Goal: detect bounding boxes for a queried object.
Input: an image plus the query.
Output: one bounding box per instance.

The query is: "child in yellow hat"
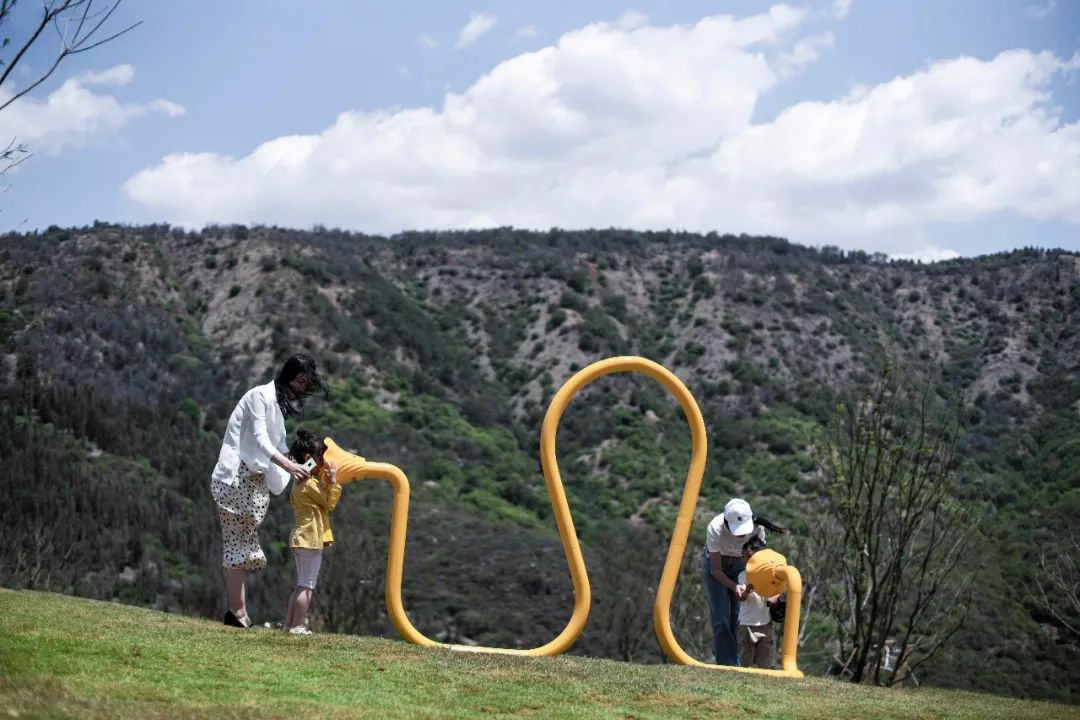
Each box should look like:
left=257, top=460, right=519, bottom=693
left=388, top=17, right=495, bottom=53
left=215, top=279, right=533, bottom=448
left=737, top=536, right=785, bottom=667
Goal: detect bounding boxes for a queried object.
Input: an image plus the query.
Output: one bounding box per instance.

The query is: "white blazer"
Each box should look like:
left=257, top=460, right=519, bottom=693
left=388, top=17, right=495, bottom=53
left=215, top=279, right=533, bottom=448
left=211, top=381, right=290, bottom=494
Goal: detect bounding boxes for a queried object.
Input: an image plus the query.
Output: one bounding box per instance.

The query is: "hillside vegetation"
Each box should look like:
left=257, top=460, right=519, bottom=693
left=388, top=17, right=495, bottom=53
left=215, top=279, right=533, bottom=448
left=2, top=590, right=1077, bottom=720
left=1, top=225, right=1077, bottom=702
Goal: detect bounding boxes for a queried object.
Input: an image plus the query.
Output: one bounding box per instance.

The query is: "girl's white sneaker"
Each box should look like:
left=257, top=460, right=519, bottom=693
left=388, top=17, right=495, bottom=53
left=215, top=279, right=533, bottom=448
left=288, top=626, right=313, bottom=635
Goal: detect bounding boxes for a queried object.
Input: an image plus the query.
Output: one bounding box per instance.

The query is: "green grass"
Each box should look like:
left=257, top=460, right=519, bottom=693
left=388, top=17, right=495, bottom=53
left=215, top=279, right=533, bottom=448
left=1, top=590, right=1074, bottom=720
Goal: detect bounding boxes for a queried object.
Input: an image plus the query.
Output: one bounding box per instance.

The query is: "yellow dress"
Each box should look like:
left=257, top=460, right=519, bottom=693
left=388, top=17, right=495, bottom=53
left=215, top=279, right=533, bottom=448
left=288, top=476, right=341, bottom=549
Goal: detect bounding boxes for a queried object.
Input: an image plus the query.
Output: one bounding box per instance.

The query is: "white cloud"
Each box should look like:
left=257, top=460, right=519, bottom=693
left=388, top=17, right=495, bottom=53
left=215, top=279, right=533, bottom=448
left=456, top=12, right=497, bottom=48
left=705, top=49, right=1080, bottom=239
left=616, top=10, right=649, bottom=31
left=79, top=64, right=135, bottom=86
left=832, top=0, right=853, bottom=19
left=890, top=245, right=961, bottom=263
left=148, top=99, right=186, bottom=117
left=777, top=31, right=834, bottom=78
left=419, top=34, right=438, bottom=49
left=124, top=10, right=1080, bottom=257
left=515, top=25, right=538, bottom=40
left=1026, top=0, right=1056, bottom=19
left=0, top=65, right=184, bottom=154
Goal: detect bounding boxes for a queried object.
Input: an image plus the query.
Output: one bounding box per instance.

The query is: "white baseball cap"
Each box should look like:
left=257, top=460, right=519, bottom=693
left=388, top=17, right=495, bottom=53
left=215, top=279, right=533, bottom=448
left=724, top=498, right=754, bottom=536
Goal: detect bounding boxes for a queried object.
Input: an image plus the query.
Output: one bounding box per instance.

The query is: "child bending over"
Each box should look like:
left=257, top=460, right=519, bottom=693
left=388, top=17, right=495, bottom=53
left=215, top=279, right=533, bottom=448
left=737, top=536, right=780, bottom=668
left=283, top=429, right=339, bottom=635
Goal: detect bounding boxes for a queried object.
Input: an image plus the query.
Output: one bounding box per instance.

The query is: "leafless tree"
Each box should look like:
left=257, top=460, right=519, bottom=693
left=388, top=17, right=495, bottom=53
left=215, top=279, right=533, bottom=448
left=1, top=136, right=28, bottom=173
left=315, top=531, right=388, bottom=635
left=667, top=541, right=716, bottom=662
left=586, top=524, right=665, bottom=663
left=802, top=371, right=980, bottom=685
left=0, top=515, right=74, bottom=590
left=0, top=1, right=140, bottom=225
left=1032, top=533, right=1080, bottom=638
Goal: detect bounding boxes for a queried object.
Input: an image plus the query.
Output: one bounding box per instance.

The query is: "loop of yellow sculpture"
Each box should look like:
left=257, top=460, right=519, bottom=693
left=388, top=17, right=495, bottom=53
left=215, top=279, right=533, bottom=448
left=338, top=355, right=802, bottom=675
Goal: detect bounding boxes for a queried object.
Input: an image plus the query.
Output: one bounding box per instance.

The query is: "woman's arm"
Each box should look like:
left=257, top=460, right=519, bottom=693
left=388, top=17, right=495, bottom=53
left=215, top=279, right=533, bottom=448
left=709, top=553, right=741, bottom=592
left=249, top=390, right=279, bottom=460
left=272, top=451, right=310, bottom=481
left=251, top=391, right=309, bottom=480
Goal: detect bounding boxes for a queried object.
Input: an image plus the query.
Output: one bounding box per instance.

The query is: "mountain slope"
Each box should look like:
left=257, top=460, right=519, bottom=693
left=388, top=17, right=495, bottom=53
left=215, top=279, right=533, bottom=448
left=1, top=224, right=1077, bottom=701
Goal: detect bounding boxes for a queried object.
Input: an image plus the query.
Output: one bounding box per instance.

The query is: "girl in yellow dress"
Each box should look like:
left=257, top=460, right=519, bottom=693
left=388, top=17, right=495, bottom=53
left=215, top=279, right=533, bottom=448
left=283, top=429, right=340, bottom=635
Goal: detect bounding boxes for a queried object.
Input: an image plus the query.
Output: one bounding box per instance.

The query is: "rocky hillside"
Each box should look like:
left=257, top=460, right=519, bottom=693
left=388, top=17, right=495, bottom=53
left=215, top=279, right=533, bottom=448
left=1, top=224, right=1077, bottom=701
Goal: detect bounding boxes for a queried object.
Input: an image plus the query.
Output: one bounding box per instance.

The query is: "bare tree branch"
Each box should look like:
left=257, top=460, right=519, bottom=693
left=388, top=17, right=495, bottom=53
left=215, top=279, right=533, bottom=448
left=0, top=0, right=141, bottom=113
left=0, top=3, right=52, bottom=90
left=801, top=368, right=981, bottom=685
left=0, top=0, right=139, bottom=214
left=67, top=19, right=139, bottom=55
left=1031, top=534, right=1080, bottom=636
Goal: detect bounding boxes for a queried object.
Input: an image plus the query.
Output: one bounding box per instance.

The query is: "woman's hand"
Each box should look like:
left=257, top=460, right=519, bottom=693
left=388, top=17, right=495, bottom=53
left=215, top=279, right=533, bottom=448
left=272, top=452, right=311, bottom=481
left=324, top=459, right=338, bottom=485
left=286, top=459, right=311, bottom=481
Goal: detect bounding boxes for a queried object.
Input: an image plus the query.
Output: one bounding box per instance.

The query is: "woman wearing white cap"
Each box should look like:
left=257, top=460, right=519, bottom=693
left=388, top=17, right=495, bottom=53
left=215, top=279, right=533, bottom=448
left=702, top=498, right=782, bottom=665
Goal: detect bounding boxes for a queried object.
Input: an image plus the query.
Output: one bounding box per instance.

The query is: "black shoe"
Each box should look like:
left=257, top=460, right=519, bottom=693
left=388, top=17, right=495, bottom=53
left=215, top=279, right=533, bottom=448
left=224, top=610, right=252, bottom=628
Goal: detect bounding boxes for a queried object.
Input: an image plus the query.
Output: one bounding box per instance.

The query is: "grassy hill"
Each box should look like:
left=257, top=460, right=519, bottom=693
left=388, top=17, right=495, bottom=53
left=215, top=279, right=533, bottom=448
left=1, top=589, right=1074, bottom=720
left=1, top=225, right=1077, bottom=700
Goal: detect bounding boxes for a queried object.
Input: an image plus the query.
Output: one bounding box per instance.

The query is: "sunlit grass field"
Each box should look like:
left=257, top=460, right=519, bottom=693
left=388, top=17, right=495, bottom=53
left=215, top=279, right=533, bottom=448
left=1, top=589, right=1075, bottom=719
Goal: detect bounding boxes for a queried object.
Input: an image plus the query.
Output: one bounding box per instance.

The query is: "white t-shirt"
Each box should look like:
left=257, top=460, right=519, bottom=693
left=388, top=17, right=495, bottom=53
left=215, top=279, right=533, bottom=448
left=738, top=570, right=771, bottom=626
left=705, top=513, right=765, bottom=557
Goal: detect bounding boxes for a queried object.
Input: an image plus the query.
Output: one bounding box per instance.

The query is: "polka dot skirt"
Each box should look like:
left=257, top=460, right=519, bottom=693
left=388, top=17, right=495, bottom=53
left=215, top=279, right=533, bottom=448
left=212, top=460, right=271, bottom=570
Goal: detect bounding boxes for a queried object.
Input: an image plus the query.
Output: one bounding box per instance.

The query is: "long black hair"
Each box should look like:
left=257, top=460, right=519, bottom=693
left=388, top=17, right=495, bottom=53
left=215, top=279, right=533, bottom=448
left=274, top=354, right=327, bottom=418
left=753, top=515, right=786, bottom=535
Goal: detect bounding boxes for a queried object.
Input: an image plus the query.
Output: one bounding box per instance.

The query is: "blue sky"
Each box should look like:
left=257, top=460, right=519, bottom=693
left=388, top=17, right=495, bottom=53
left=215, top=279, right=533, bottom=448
left=2, top=0, right=1078, bottom=259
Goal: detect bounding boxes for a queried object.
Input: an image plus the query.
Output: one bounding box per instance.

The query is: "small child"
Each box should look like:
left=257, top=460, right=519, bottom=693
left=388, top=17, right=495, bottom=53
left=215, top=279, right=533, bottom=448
left=736, top=536, right=776, bottom=668
left=283, top=429, right=340, bottom=635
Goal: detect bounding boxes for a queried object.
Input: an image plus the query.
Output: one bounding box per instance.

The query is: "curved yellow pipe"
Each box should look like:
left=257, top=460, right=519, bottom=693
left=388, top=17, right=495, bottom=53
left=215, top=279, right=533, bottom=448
left=348, top=355, right=803, bottom=675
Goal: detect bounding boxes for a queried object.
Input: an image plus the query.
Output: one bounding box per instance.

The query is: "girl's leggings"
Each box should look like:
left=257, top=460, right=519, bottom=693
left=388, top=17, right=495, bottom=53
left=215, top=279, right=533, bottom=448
left=293, top=547, right=323, bottom=589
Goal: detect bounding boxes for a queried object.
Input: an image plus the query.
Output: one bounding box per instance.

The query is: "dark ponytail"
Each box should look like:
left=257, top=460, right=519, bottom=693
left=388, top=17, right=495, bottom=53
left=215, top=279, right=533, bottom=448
left=288, top=428, right=325, bottom=463
left=753, top=515, right=786, bottom=534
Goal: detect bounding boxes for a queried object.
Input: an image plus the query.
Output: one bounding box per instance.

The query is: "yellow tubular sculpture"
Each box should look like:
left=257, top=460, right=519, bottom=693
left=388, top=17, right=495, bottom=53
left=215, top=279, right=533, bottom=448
left=329, top=436, right=590, bottom=655
left=334, top=355, right=802, bottom=674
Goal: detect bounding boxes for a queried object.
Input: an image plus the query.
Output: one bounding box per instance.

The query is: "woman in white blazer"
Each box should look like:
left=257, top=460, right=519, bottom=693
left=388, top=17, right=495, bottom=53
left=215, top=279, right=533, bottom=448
left=211, top=354, right=327, bottom=628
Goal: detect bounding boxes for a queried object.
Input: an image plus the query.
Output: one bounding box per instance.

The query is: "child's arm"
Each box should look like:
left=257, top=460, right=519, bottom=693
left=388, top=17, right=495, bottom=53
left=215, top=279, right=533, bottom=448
left=300, top=474, right=338, bottom=510
left=301, top=483, right=340, bottom=511
left=299, top=480, right=330, bottom=508
left=325, top=460, right=341, bottom=512
left=319, top=462, right=341, bottom=511
left=305, top=460, right=341, bottom=512
left=326, top=482, right=342, bottom=512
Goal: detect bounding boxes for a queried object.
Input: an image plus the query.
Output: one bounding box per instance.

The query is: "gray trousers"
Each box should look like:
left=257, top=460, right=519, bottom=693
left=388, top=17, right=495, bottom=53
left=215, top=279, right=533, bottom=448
left=738, top=623, right=776, bottom=669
